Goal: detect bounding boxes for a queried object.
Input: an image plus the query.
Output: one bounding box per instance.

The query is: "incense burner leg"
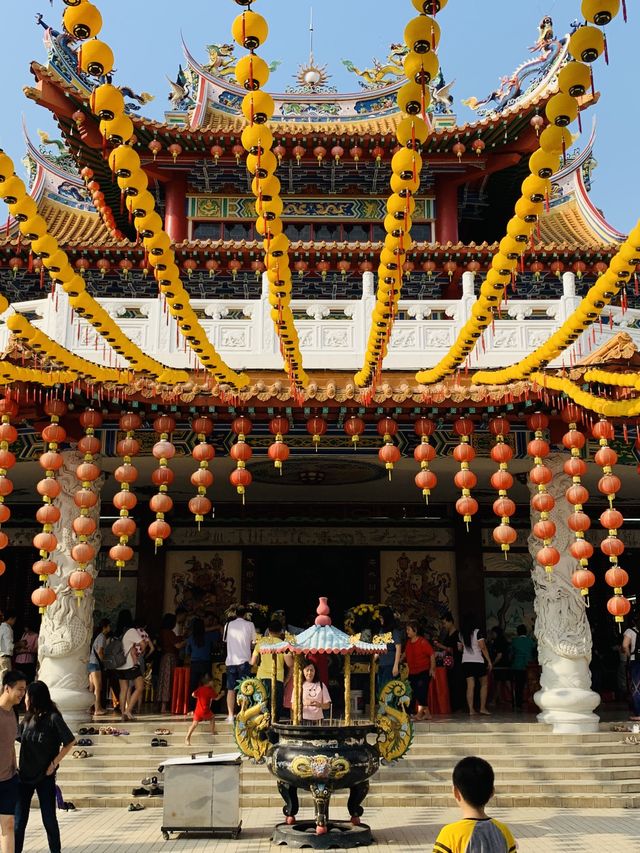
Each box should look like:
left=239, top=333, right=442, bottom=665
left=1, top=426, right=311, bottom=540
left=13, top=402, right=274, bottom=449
left=277, top=781, right=299, bottom=825
left=310, top=784, right=331, bottom=834
left=347, top=781, right=369, bottom=825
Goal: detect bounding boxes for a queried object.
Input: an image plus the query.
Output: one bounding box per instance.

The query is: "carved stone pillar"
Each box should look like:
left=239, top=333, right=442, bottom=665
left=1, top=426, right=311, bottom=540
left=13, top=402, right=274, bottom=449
left=527, top=453, right=600, bottom=733
left=38, top=450, right=103, bottom=720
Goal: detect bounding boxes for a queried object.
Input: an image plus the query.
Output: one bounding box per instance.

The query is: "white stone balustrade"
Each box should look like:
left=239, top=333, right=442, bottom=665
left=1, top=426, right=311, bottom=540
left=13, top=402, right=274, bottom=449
left=2, top=272, right=637, bottom=373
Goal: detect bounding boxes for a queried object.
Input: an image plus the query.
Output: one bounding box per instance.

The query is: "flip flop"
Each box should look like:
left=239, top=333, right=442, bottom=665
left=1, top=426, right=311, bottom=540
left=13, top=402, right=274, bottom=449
left=131, top=787, right=149, bottom=797
left=128, top=803, right=145, bottom=811
left=77, top=738, right=93, bottom=747
left=151, top=738, right=168, bottom=747
left=141, top=776, right=158, bottom=787
left=154, top=728, right=171, bottom=736
left=78, top=728, right=89, bottom=736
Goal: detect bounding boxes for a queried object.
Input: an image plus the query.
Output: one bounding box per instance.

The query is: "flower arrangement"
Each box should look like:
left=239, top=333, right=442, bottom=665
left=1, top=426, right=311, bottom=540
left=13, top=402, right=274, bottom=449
left=344, top=603, right=387, bottom=635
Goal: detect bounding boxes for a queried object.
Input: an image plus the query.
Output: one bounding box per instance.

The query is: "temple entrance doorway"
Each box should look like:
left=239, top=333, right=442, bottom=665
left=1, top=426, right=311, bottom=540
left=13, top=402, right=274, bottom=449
left=246, top=547, right=377, bottom=630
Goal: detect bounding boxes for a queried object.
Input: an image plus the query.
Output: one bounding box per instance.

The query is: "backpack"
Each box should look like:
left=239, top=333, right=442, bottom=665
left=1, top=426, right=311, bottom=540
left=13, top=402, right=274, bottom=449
left=103, top=636, right=126, bottom=670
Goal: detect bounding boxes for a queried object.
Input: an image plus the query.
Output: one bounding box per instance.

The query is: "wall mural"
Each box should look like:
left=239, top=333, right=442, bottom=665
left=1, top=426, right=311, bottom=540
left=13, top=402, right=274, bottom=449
left=484, top=575, right=535, bottom=637
left=163, top=550, right=241, bottom=620
left=93, top=575, right=137, bottom=627
left=380, top=550, right=457, bottom=637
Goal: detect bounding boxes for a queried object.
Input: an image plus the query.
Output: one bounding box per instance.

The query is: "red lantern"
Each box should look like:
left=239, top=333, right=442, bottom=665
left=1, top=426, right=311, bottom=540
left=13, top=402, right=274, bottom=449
left=493, top=524, right=517, bottom=551
left=570, top=540, right=594, bottom=562
left=306, top=416, right=327, bottom=451
left=415, top=469, right=437, bottom=502
left=601, top=536, right=624, bottom=558
left=563, top=457, right=587, bottom=478
left=148, top=519, right=171, bottom=548
left=414, top=417, right=436, bottom=438
left=32, top=586, right=56, bottom=613
left=69, top=570, right=93, bottom=597
left=493, top=497, right=516, bottom=518
left=377, top=417, right=398, bottom=440
left=344, top=416, right=365, bottom=446
left=230, top=442, right=253, bottom=463
left=112, top=517, right=136, bottom=539
left=598, top=474, right=621, bottom=498
left=414, top=443, right=436, bottom=465
left=33, top=532, right=57, bottom=555
left=71, top=542, right=95, bottom=565
left=189, top=495, right=212, bottom=526
left=533, top=520, right=556, bottom=540
left=607, top=595, right=631, bottom=623
left=568, top=511, right=590, bottom=533
left=454, top=469, right=477, bottom=490
left=600, top=508, right=623, bottom=530
left=453, top=418, right=476, bottom=528
left=32, top=559, right=57, bottom=580
left=605, top=567, right=630, bottom=588
left=191, top=468, right=214, bottom=489
left=232, top=416, right=252, bottom=437
left=536, top=546, right=560, bottom=571
left=154, top=414, right=176, bottom=435
left=491, top=470, right=513, bottom=491
left=149, top=493, right=173, bottom=515
left=571, top=569, right=596, bottom=598
left=268, top=439, right=290, bottom=472
left=379, top=443, right=401, bottom=478
left=74, top=489, right=98, bottom=509
left=230, top=467, right=252, bottom=502
left=110, top=544, right=134, bottom=567
left=113, top=491, right=137, bottom=511
left=35, top=505, right=60, bottom=526
left=456, top=496, right=478, bottom=525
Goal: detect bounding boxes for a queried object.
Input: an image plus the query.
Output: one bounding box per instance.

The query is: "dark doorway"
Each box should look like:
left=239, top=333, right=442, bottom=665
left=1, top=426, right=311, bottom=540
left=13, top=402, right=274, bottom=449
left=246, top=548, right=375, bottom=631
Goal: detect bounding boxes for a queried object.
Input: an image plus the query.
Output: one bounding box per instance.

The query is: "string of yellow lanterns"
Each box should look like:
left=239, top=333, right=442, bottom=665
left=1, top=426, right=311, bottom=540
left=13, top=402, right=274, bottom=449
left=529, top=372, right=640, bottom=418
left=473, top=220, right=640, bottom=386
left=232, top=1, right=308, bottom=390
left=5, top=313, right=120, bottom=385
left=355, top=0, right=446, bottom=390
left=0, top=149, right=185, bottom=384
left=416, top=4, right=622, bottom=386
left=62, top=0, right=249, bottom=391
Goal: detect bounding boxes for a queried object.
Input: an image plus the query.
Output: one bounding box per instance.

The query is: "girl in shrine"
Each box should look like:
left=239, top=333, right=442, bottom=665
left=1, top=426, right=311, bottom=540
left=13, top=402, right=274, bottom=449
left=301, top=660, right=331, bottom=723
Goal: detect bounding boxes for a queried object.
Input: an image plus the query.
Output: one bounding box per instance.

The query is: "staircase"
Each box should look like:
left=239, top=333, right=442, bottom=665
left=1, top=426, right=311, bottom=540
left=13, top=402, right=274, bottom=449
left=53, top=715, right=640, bottom=810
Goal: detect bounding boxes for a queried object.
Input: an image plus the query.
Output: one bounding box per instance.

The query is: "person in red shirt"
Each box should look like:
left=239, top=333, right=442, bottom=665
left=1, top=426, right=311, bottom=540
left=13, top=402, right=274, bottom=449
left=402, top=621, right=436, bottom=721
left=185, top=673, right=218, bottom=746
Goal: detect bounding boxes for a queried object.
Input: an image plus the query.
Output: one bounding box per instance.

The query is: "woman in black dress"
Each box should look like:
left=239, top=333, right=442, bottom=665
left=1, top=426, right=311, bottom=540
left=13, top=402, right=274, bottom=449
left=15, top=682, right=75, bottom=853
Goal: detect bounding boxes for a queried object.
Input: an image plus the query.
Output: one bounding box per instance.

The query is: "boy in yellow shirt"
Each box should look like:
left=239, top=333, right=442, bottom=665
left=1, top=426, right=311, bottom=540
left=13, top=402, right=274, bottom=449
left=433, top=756, right=517, bottom=853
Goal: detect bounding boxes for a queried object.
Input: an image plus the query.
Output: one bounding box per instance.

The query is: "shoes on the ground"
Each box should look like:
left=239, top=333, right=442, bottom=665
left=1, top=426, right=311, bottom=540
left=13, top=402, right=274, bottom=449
left=131, top=787, right=149, bottom=797
left=128, top=803, right=144, bottom=811
left=151, top=737, right=168, bottom=747
left=225, top=716, right=234, bottom=723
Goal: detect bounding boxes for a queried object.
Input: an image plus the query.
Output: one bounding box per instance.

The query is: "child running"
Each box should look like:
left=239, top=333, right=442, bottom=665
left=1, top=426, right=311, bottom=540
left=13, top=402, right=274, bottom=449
left=433, top=756, right=517, bottom=853
left=185, top=673, right=218, bottom=746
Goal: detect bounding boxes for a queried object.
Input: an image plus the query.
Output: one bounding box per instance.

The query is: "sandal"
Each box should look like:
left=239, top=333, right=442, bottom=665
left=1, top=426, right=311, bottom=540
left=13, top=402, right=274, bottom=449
left=623, top=735, right=640, bottom=744
left=151, top=737, right=168, bottom=747
left=128, top=803, right=145, bottom=811
left=132, top=787, right=149, bottom=797
left=77, top=738, right=93, bottom=747
left=141, top=776, right=158, bottom=787
left=73, top=750, right=92, bottom=759
left=154, top=728, right=171, bottom=736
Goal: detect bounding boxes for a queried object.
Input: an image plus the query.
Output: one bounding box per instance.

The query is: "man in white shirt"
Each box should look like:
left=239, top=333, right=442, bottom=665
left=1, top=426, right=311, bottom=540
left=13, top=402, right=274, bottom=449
left=0, top=615, right=17, bottom=681
left=224, top=607, right=256, bottom=722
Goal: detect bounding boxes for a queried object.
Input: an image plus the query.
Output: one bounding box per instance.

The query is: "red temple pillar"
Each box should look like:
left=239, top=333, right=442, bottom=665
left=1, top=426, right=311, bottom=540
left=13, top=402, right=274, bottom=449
left=164, top=175, right=188, bottom=243
left=435, top=176, right=459, bottom=245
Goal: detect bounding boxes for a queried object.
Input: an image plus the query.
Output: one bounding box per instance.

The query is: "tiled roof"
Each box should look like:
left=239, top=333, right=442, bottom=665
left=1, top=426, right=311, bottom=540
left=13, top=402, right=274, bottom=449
left=269, top=624, right=386, bottom=655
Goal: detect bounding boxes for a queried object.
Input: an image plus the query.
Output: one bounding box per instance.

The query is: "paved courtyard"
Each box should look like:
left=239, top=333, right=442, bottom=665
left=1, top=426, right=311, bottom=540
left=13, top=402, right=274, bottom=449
left=18, top=805, right=640, bottom=852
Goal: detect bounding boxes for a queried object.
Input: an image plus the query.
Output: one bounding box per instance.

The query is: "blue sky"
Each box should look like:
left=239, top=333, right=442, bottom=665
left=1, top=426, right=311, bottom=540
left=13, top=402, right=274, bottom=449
left=2, top=1, right=638, bottom=232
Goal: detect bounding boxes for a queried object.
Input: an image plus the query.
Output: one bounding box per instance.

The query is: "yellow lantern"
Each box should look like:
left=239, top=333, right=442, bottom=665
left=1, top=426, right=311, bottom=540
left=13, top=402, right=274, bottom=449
left=126, top=190, right=155, bottom=218
left=20, top=215, right=48, bottom=240
left=390, top=172, right=420, bottom=195
left=539, top=125, right=573, bottom=155
left=31, top=235, right=59, bottom=258
left=521, top=174, right=550, bottom=203
left=251, top=174, right=281, bottom=199
left=63, top=2, right=102, bottom=39
left=255, top=216, right=283, bottom=237
left=231, top=10, right=269, bottom=50
left=79, top=39, right=114, bottom=77
left=134, top=211, right=163, bottom=239
left=514, top=197, right=543, bottom=222
left=144, top=232, right=172, bottom=256
left=118, top=169, right=149, bottom=197
left=557, top=61, right=592, bottom=97
left=404, top=15, right=441, bottom=53
left=0, top=152, right=14, bottom=182
left=545, top=93, right=579, bottom=128
left=391, top=147, right=423, bottom=179
left=387, top=194, right=416, bottom=219
left=396, top=116, right=429, bottom=151
left=581, top=0, right=620, bottom=24
left=568, top=25, right=605, bottom=63
left=263, top=233, right=290, bottom=256
left=412, top=0, right=448, bottom=11
left=499, top=236, right=523, bottom=260
left=91, top=83, right=125, bottom=121
left=241, top=124, right=274, bottom=155
left=385, top=234, right=414, bottom=254
left=492, top=253, right=517, bottom=274
left=398, top=82, right=430, bottom=116
left=529, top=149, right=561, bottom=179
left=99, top=115, right=134, bottom=146
left=234, top=54, right=270, bottom=91
left=241, top=90, right=274, bottom=124
left=8, top=195, right=37, bottom=222
left=108, top=145, right=140, bottom=178
left=506, top=216, right=532, bottom=243
left=0, top=177, right=26, bottom=205
left=384, top=214, right=413, bottom=236
left=403, top=50, right=439, bottom=84
left=246, top=150, right=277, bottom=178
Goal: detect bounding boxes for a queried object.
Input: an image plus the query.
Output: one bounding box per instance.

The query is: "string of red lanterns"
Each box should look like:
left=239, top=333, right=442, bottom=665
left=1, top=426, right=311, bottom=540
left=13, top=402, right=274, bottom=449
left=377, top=416, right=401, bottom=480
left=489, top=417, right=517, bottom=557
left=110, top=412, right=140, bottom=577
left=148, top=415, right=175, bottom=551
left=592, top=418, right=631, bottom=625
left=528, top=413, right=560, bottom=574
left=562, top=405, right=596, bottom=603
left=32, top=399, right=67, bottom=613
left=69, top=410, right=102, bottom=599
left=414, top=416, right=437, bottom=504
left=453, top=418, right=478, bottom=529
left=268, top=416, right=290, bottom=474
left=229, top=416, right=253, bottom=504
left=190, top=416, right=214, bottom=528
left=0, top=399, right=18, bottom=577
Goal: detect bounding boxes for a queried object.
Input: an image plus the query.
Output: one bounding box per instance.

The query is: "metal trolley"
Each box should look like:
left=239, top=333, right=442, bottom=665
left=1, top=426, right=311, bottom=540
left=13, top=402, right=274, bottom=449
left=158, top=752, right=242, bottom=841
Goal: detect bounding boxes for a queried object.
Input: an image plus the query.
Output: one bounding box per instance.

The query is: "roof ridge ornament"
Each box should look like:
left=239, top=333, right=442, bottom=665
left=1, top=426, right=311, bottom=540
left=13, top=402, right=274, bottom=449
left=315, top=596, right=332, bottom=626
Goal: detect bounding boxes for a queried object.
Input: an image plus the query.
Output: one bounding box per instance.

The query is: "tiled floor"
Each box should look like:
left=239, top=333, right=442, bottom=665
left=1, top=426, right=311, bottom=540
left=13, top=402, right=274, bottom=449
left=18, top=805, right=640, bottom=852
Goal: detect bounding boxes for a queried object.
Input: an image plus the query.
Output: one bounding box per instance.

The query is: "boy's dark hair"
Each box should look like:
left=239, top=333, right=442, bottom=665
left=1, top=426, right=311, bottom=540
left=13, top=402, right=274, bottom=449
left=452, top=756, right=495, bottom=808
left=517, top=624, right=527, bottom=636
left=268, top=619, right=283, bottom=635
left=3, top=611, right=16, bottom=622
left=235, top=606, right=246, bottom=618
left=3, top=669, right=26, bottom=689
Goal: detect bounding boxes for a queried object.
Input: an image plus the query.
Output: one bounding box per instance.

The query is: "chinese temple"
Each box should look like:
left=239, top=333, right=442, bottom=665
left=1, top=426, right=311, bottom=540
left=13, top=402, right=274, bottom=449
left=0, top=0, right=636, bottom=735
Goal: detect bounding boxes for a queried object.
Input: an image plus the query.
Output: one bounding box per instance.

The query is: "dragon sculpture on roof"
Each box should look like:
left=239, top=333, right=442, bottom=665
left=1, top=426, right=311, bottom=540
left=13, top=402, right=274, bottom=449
left=462, top=16, right=566, bottom=116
